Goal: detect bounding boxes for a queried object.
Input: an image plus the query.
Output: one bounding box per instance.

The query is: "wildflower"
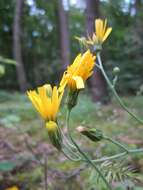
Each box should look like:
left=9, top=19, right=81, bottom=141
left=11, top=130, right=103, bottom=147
left=87, top=19, right=112, bottom=48
left=60, top=50, right=96, bottom=91
left=27, top=84, right=63, bottom=150
left=27, top=84, right=63, bottom=121
left=59, top=50, right=95, bottom=109
left=6, top=186, right=19, bottom=190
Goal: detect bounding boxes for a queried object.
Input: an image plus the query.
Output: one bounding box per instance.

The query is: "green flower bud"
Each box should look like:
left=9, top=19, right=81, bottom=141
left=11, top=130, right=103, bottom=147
left=93, top=44, right=102, bottom=53
left=77, top=126, right=103, bottom=142
left=46, top=121, right=62, bottom=150
left=0, top=65, right=5, bottom=77
left=113, top=67, right=120, bottom=75
left=67, top=90, right=79, bottom=110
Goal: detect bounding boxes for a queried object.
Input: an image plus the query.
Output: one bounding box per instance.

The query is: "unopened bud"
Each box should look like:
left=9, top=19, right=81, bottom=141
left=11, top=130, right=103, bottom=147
left=113, top=67, right=120, bottom=75
left=0, top=65, right=5, bottom=77
left=46, top=121, right=62, bottom=150
left=76, top=126, right=86, bottom=133
left=77, top=126, right=103, bottom=142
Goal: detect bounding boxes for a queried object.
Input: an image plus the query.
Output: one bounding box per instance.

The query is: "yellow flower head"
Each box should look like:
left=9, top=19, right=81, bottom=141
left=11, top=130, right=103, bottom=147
left=60, top=50, right=96, bottom=91
left=27, top=84, right=63, bottom=121
left=6, top=186, right=19, bottom=190
left=87, top=19, right=112, bottom=45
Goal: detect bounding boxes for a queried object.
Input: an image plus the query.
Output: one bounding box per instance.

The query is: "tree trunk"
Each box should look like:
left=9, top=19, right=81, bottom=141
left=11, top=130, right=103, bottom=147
left=134, top=0, right=142, bottom=13
left=13, top=0, right=28, bottom=92
left=57, top=0, right=70, bottom=71
left=86, top=0, right=108, bottom=103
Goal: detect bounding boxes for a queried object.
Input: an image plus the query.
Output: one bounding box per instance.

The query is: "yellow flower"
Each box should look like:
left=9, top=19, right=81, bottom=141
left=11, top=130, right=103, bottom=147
left=27, top=84, right=63, bottom=121
left=87, top=19, right=112, bottom=45
left=6, top=186, right=19, bottom=190
left=60, top=50, right=96, bottom=91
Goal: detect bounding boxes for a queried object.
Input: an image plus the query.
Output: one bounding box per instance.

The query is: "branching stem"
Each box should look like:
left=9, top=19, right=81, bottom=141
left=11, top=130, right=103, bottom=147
left=66, top=109, right=113, bottom=190
left=104, top=136, right=129, bottom=153
left=92, top=148, right=143, bottom=163
left=97, top=53, right=143, bottom=125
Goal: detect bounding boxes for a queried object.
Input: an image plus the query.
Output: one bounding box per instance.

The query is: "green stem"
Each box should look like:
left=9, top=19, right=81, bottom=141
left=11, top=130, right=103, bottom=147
left=60, top=127, right=81, bottom=160
left=67, top=110, right=112, bottom=190
left=61, top=149, right=80, bottom=161
left=104, top=136, right=129, bottom=153
left=44, top=156, right=48, bottom=190
left=97, top=53, right=143, bottom=125
left=92, top=148, right=143, bottom=164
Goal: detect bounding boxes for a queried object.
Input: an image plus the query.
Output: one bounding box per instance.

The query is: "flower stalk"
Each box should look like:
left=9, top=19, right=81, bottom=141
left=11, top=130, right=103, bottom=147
left=66, top=109, right=113, bottom=190
left=44, top=155, right=48, bottom=190
left=97, top=53, right=143, bottom=125
left=92, top=148, right=143, bottom=164
left=103, top=136, right=129, bottom=153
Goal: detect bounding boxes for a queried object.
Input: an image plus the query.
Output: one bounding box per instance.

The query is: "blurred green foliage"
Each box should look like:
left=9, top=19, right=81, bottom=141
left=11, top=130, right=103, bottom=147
left=0, top=91, right=143, bottom=189
left=0, top=0, right=143, bottom=93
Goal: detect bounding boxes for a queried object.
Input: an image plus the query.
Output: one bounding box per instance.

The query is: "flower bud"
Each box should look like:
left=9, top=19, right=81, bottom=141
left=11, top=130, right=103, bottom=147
left=113, top=67, right=120, bottom=75
left=77, top=126, right=103, bottom=142
left=0, top=65, right=5, bottom=77
left=93, top=44, right=102, bottom=53
left=67, top=90, right=79, bottom=110
left=46, top=121, right=62, bottom=150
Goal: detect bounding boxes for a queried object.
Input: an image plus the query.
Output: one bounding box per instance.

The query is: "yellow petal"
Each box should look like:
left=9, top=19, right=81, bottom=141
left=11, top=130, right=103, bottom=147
left=96, top=19, right=103, bottom=41
left=27, top=91, right=43, bottom=116
left=44, top=84, right=52, bottom=97
left=59, top=72, right=68, bottom=92
left=102, top=27, right=112, bottom=42
left=73, top=76, right=84, bottom=89
left=102, top=19, right=107, bottom=36
left=52, top=86, right=58, bottom=120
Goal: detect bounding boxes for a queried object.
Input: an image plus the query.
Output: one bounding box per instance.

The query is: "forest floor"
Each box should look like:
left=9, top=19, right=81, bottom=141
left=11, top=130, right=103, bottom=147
left=0, top=91, right=143, bottom=190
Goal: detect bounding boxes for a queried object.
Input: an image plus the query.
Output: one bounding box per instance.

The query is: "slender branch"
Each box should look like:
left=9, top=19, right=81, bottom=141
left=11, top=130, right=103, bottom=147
left=44, top=155, right=48, bottom=190
left=16, top=126, right=43, bottom=166
left=61, top=148, right=81, bottom=161
left=113, top=75, right=118, bottom=87
left=66, top=109, right=112, bottom=190
left=60, top=126, right=82, bottom=160
left=24, top=138, right=43, bottom=166
left=104, top=136, right=129, bottom=153
left=92, top=148, right=143, bottom=164
left=97, top=53, right=143, bottom=125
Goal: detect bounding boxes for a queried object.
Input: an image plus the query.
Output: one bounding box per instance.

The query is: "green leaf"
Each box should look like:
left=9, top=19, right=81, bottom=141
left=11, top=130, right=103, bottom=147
left=0, top=56, right=16, bottom=65
left=0, top=161, right=17, bottom=172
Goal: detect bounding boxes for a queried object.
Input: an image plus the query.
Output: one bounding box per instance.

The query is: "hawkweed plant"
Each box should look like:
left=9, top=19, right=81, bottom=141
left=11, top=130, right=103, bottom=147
left=27, top=19, right=143, bottom=190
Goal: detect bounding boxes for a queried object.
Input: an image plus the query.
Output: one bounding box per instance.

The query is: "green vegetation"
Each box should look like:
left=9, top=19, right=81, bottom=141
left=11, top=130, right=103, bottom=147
left=0, top=0, right=143, bottom=94
left=0, top=91, right=143, bottom=189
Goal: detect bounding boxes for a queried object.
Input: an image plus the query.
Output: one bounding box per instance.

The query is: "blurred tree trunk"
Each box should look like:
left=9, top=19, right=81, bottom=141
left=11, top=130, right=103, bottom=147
left=57, top=0, right=70, bottom=71
left=13, top=0, right=28, bottom=92
left=134, top=0, right=142, bottom=13
left=86, top=0, right=108, bottom=103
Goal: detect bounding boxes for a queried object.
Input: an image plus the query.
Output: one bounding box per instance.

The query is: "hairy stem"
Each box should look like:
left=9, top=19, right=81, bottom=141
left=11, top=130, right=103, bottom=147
left=97, top=53, right=143, bottom=125
left=92, top=148, right=143, bottom=163
left=104, top=136, right=129, bottom=153
left=44, top=156, right=48, bottom=190
left=66, top=109, right=113, bottom=190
